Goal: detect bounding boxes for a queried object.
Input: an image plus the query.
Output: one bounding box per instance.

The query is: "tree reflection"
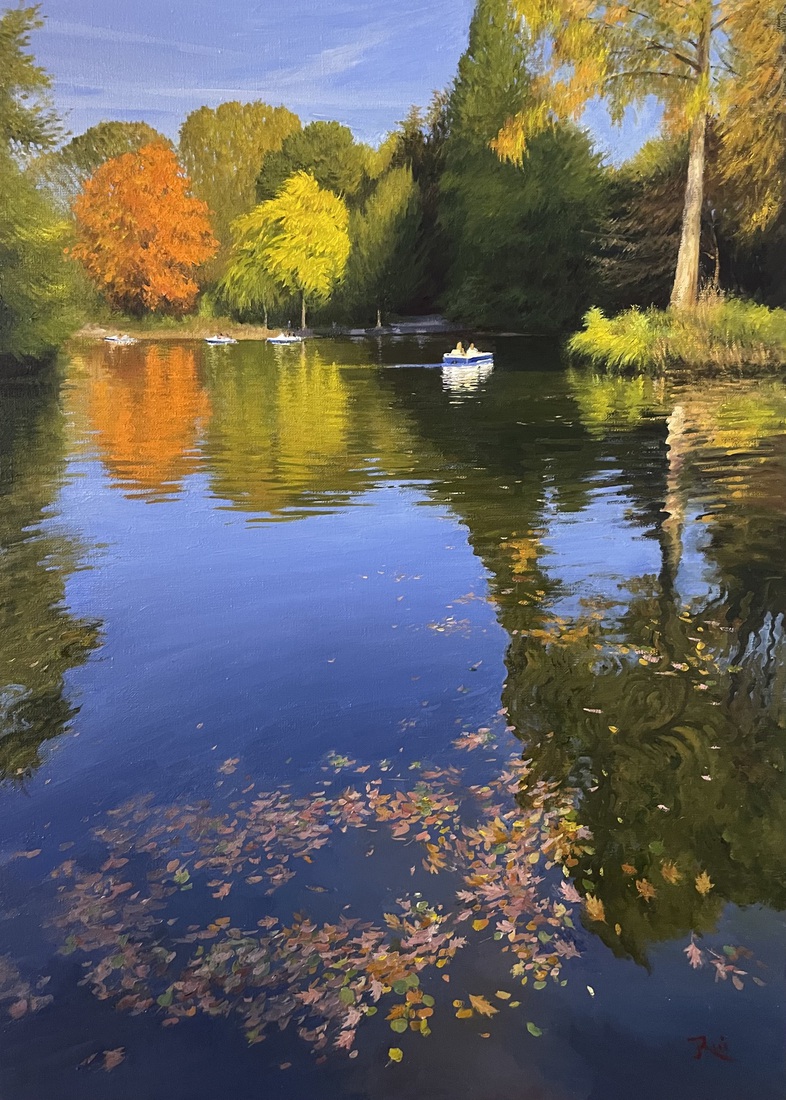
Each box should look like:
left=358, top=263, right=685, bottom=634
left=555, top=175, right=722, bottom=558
left=388, top=364, right=786, bottom=965
left=78, top=342, right=211, bottom=500
left=0, top=379, right=100, bottom=778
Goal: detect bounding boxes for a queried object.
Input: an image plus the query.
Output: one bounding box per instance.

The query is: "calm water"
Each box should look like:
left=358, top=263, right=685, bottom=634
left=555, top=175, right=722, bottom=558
left=0, top=337, right=784, bottom=1099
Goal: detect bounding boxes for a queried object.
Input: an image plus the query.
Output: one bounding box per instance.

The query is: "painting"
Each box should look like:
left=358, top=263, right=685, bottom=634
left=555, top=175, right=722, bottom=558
left=0, top=2, right=785, bottom=1098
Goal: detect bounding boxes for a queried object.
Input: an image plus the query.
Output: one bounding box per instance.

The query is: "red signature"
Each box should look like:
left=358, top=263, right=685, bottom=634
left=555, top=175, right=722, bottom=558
left=687, top=1035, right=733, bottom=1062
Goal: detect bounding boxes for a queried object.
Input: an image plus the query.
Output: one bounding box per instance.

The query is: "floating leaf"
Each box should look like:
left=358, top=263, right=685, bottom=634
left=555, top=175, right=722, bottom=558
left=388, top=1047, right=403, bottom=1063
left=472, top=918, right=489, bottom=932
left=660, top=861, right=682, bottom=885
left=695, top=871, right=714, bottom=896
left=456, top=1008, right=474, bottom=1019
left=584, top=895, right=606, bottom=923
left=526, top=1021, right=542, bottom=1037
left=495, top=990, right=511, bottom=1000
left=469, top=994, right=498, bottom=1017
left=635, top=879, right=657, bottom=902
left=389, top=1018, right=407, bottom=1033
left=339, top=987, right=355, bottom=1006
left=103, top=1048, right=125, bottom=1072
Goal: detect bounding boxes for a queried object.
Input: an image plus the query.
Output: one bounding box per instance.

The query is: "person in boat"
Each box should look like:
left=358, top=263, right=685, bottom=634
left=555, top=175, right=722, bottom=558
left=467, top=342, right=479, bottom=357
left=450, top=341, right=466, bottom=357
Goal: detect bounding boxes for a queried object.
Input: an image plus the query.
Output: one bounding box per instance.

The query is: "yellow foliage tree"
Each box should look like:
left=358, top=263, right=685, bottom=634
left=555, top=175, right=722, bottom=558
left=495, top=1, right=786, bottom=310
left=222, top=171, right=350, bottom=329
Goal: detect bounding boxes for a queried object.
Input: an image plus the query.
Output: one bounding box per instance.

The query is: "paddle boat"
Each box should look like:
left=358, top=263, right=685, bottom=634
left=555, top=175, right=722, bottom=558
left=442, top=341, right=493, bottom=365
left=267, top=332, right=304, bottom=345
left=104, top=334, right=137, bottom=346
left=204, top=335, right=237, bottom=345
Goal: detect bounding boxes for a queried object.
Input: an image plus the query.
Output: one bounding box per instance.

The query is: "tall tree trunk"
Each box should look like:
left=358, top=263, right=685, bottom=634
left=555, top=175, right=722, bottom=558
left=263, top=304, right=269, bottom=330
left=301, top=293, right=306, bottom=331
left=669, top=9, right=712, bottom=310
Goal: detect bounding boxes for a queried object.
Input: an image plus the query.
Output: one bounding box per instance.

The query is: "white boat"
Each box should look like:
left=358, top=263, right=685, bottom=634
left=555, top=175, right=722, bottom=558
left=204, top=335, right=237, bottom=345
left=443, top=351, right=493, bottom=365
left=267, top=333, right=303, bottom=345
left=105, top=334, right=137, bottom=346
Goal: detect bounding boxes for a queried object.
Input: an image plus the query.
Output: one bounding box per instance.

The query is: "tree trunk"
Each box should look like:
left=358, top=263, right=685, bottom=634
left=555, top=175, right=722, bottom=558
left=263, top=304, right=269, bottom=330
left=375, top=308, right=382, bottom=329
left=301, top=293, right=306, bottom=331
left=669, top=10, right=712, bottom=311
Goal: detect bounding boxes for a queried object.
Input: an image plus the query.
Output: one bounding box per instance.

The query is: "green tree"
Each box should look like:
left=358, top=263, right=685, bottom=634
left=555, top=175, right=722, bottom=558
left=497, top=0, right=785, bottom=310
left=341, top=166, right=423, bottom=326
left=256, top=121, right=371, bottom=205
left=32, top=121, right=168, bottom=211
left=222, top=171, right=350, bottom=330
left=439, top=0, right=606, bottom=331
left=179, top=101, right=300, bottom=256
left=0, top=153, right=77, bottom=368
left=0, top=5, right=61, bottom=156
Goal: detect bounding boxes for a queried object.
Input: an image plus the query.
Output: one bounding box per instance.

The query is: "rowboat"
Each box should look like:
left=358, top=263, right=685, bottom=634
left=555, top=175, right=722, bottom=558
left=204, top=335, right=237, bottom=345
left=104, top=334, right=137, bottom=346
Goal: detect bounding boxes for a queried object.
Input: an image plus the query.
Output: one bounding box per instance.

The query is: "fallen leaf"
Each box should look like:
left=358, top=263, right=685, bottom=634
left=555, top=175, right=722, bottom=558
left=472, top=918, right=489, bottom=932
left=469, top=994, right=498, bottom=1017
left=635, top=878, right=657, bottom=902
left=660, top=861, right=682, bottom=884
left=695, top=871, right=714, bottom=896
left=495, top=990, right=511, bottom=1000
left=584, top=895, right=606, bottom=923
left=527, top=1021, right=543, bottom=1037
left=103, top=1048, right=125, bottom=1072
left=388, top=1047, right=403, bottom=1063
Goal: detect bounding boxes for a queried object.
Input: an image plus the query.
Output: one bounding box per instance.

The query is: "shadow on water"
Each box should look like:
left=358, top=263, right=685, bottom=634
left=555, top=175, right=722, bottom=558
left=0, top=375, right=100, bottom=779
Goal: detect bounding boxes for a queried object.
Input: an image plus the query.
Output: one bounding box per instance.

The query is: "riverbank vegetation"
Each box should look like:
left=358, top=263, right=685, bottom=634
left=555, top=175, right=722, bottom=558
left=4, top=1, right=786, bottom=372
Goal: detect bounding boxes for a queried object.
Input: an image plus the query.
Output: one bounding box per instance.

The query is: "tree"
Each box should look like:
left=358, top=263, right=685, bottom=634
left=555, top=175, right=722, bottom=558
left=496, top=0, right=783, bottom=310
left=71, top=143, right=219, bottom=315
left=222, top=172, right=350, bottom=330
left=179, top=102, right=300, bottom=254
left=0, top=152, right=77, bottom=368
left=0, top=5, right=61, bottom=156
left=0, top=6, right=75, bottom=368
left=256, top=121, right=371, bottom=205
left=341, top=166, right=423, bottom=326
left=32, top=121, right=169, bottom=211
left=439, top=0, right=606, bottom=331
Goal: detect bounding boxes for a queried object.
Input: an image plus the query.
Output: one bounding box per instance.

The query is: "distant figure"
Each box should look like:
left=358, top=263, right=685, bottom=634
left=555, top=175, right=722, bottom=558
left=451, top=341, right=466, bottom=357
left=467, top=342, right=479, bottom=356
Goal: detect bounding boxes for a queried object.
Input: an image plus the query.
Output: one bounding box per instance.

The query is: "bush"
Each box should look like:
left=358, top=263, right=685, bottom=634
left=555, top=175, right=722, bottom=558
left=569, top=291, right=786, bottom=373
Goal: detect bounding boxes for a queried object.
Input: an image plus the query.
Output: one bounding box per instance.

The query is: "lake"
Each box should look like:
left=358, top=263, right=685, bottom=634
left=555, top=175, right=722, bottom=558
left=0, top=336, right=784, bottom=1099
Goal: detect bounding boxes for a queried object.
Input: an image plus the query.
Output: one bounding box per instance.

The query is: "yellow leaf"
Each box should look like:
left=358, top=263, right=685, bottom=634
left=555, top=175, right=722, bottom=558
left=584, top=895, right=606, bottom=923
left=469, top=994, right=499, bottom=1017
left=495, top=990, right=511, bottom=1000
left=472, top=918, right=489, bottom=932
left=456, top=1008, right=474, bottom=1019
left=660, top=860, right=682, bottom=885
left=695, top=870, right=714, bottom=896
left=388, top=1047, right=403, bottom=1063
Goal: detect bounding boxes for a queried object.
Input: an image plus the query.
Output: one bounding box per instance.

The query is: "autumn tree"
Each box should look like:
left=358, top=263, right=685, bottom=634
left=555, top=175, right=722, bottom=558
left=33, top=121, right=169, bottom=211
left=222, top=171, right=350, bottom=330
left=496, top=0, right=786, bottom=310
left=179, top=101, right=300, bottom=255
left=71, top=143, right=218, bottom=315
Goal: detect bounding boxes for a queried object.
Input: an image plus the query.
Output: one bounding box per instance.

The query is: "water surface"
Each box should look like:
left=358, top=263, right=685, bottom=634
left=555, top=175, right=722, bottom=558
left=0, top=337, right=783, bottom=1099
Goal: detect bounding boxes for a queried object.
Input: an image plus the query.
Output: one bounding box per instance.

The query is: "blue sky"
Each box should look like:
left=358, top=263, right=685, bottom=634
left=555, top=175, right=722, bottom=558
left=32, top=0, right=659, bottom=161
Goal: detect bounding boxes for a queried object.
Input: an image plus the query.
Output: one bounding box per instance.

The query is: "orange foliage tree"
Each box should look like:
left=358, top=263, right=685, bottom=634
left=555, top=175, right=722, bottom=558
left=71, top=142, right=218, bottom=314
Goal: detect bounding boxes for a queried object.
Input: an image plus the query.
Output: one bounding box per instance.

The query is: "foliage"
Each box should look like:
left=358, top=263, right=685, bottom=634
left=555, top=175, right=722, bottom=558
left=256, top=121, right=371, bottom=205
left=222, top=172, right=350, bottom=329
left=32, top=121, right=169, bottom=211
left=495, top=1, right=786, bottom=309
left=340, top=166, right=423, bottom=324
left=0, top=5, right=61, bottom=156
left=179, top=101, right=300, bottom=254
left=569, top=293, right=786, bottom=372
left=439, top=0, right=606, bottom=331
left=71, top=143, right=219, bottom=315
left=48, top=746, right=588, bottom=1058
left=0, top=151, right=79, bottom=367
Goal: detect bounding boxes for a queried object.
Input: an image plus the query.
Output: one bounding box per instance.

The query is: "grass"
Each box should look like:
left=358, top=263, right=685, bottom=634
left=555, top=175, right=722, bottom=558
left=568, top=291, right=786, bottom=373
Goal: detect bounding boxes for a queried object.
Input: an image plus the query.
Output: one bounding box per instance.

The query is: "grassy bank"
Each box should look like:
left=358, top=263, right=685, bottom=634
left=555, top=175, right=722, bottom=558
left=76, top=318, right=274, bottom=342
left=568, top=293, right=786, bottom=373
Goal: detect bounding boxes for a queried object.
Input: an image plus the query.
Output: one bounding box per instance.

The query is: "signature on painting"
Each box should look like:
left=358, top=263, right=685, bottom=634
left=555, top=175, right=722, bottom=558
left=687, top=1035, right=733, bottom=1062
